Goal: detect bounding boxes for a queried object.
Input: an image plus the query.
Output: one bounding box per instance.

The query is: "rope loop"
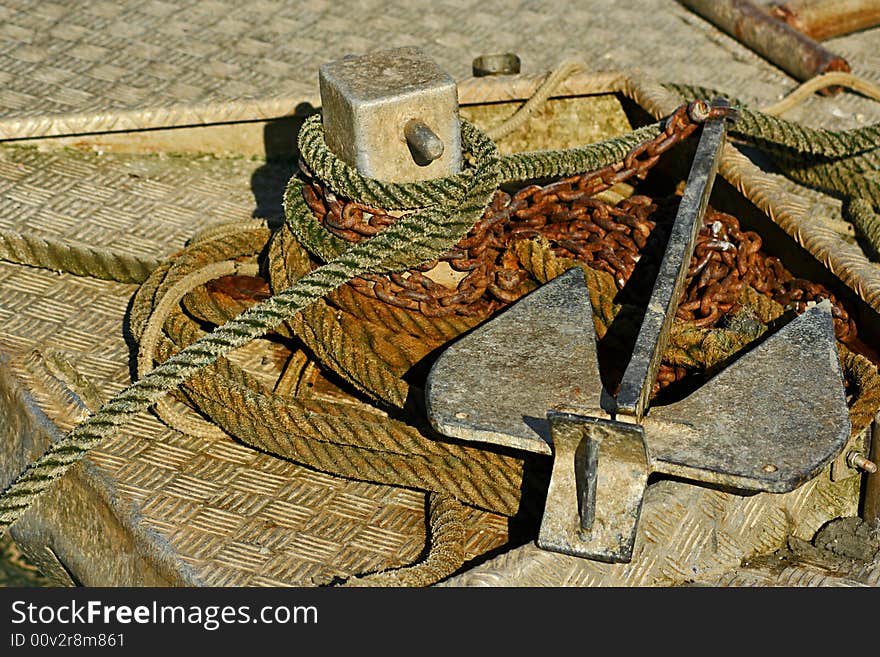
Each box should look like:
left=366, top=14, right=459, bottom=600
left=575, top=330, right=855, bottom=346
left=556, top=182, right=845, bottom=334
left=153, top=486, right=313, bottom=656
left=288, top=117, right=503, bottom=275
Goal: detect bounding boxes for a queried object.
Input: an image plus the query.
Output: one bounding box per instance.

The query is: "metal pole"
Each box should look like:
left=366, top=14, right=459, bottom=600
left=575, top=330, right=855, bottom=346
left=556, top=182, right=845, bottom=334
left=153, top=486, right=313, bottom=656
left=679, top=0, right=850, bottom=93
left=864, top=414, right=880, bottom=527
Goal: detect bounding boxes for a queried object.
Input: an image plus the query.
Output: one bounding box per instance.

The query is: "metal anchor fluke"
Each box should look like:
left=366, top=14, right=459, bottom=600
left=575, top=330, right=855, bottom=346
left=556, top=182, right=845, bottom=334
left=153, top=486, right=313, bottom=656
left=425, top=99, right=851, bottom=562
left=424, top=267, right=606, bottom=456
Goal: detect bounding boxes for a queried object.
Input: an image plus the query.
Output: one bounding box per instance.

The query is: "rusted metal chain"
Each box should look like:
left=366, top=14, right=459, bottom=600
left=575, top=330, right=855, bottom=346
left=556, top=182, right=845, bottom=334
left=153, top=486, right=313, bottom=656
left=1, top=95, right=875, bottom=588
left=312, top=102, right=703, bottom=318
left=309, top=127, right=859, bottom=352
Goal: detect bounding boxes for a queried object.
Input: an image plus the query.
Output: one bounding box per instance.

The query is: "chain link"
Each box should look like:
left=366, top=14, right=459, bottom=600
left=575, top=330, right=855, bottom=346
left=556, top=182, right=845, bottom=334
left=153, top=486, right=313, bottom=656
left=301, top=103, right=858, bottom=393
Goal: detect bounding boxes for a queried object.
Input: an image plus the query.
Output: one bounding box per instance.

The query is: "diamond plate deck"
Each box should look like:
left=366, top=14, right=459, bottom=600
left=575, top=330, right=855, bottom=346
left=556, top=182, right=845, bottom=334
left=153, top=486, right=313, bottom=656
left=0, top=145, right=510, bottom=586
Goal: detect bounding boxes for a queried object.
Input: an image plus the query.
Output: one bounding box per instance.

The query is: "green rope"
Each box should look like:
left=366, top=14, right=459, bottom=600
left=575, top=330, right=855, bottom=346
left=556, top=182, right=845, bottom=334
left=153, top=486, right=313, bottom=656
left=774, top=154, right=880, bottom=206
left=664, top=82, right=880, bottom=256
left=0, top=229, right=161, bottom=284
left=831, top=147, right=880, bottom=176
left=0, top=121, right=488, bottom=530
left=0, top=113, right=662, bottom=532
left=495, top=123, right=664, bottom=181
left=845, top=198, right=880, bottom=259
left=287, top=116, right=667, bottom=263
left=664, top=83, right=880, bottom=159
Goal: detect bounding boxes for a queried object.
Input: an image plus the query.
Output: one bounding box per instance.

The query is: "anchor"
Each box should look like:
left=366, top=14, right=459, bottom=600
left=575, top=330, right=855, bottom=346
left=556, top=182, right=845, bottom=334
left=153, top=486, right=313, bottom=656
left=424, top=99, right=852, bottom=562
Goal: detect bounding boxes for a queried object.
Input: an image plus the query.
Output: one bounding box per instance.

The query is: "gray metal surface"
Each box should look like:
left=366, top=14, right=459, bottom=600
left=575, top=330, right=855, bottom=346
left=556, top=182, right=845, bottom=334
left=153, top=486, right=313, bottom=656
left=440, top=472, right=866, bottom=586
left=425, top=106, right=849, bottom=560
left=472, top=53, right=522, bottom=77
left=648, top=301, right=851, bottom=491
left=318, top=47, right=461, bottom=181
left=615, top=101, right=728, bottom=419
left=0, top=0, right=878, bottom=142
left=0, top=0, right=876, bottom=586
left=538, top=413, right=648, bottom=562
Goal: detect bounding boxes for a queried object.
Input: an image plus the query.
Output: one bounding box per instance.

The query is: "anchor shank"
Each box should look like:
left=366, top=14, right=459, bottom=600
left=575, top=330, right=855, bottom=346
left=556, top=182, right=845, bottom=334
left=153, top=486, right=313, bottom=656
left=615, top=101, right=728, bottom=420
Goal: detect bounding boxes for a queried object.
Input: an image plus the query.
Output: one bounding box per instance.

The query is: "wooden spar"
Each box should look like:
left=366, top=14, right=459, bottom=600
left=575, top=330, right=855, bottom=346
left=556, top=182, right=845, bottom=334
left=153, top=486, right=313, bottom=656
left=769, top=0, right=880, bottom=42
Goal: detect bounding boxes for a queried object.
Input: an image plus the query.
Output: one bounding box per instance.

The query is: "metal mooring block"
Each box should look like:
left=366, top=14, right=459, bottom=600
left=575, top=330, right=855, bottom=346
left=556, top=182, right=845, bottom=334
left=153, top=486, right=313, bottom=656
left=539, top=413, right=649, bottom=563
left=318, top=46, right=462, bottom=182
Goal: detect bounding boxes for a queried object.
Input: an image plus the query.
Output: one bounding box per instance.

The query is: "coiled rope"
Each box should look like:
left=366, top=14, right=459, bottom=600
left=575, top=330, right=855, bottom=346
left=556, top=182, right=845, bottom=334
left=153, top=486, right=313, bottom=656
left=663, top=81, right=880, bottom=259
left=0, top=78, right=879, bottom=585
left=0, top=112, right=678, bottom=585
